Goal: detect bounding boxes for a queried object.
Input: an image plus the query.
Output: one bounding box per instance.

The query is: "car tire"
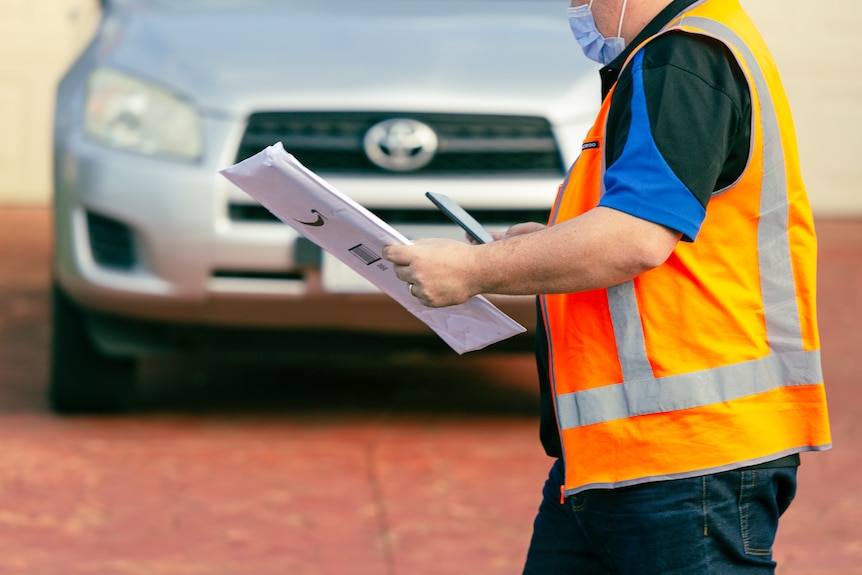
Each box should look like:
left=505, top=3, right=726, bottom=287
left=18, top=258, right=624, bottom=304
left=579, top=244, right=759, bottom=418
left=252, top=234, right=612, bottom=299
left=49, top=283, right=137, bottom=414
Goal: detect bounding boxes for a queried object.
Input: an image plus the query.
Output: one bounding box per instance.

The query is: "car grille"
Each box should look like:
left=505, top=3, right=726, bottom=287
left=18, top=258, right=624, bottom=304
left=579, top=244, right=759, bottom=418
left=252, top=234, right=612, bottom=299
left=234, top=112, right=564, bottom=175
left=86, top=212, right=136, bottom=270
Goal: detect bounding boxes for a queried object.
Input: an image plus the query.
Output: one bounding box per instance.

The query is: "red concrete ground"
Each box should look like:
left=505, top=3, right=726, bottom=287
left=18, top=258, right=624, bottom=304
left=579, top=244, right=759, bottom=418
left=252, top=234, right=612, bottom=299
left=0, top=208, right=859, bottom=574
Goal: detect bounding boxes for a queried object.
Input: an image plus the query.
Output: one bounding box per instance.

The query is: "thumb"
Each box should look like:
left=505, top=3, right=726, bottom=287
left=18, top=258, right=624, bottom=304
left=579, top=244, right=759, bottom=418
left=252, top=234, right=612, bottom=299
left=382, top=244, right=411, bottom=264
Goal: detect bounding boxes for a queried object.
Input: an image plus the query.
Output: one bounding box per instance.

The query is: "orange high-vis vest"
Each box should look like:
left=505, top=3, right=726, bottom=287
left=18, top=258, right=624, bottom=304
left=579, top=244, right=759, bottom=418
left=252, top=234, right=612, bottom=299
left=542, top=0, right=831, bottom=496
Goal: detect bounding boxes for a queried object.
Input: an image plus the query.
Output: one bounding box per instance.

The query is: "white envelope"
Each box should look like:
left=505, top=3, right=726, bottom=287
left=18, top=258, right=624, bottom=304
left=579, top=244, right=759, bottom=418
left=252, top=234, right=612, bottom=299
left=219, top=142, right=526, bottom=354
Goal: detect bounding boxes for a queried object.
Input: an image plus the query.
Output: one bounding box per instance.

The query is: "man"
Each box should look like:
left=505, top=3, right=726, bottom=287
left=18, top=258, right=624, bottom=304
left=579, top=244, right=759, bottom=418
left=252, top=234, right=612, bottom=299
left=383, top=0, right=832, bottom=572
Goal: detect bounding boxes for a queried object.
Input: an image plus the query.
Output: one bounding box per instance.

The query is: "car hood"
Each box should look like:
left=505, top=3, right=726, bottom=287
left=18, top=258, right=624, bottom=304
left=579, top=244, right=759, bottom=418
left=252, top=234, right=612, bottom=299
left=95, top=0, right=600, bottom=121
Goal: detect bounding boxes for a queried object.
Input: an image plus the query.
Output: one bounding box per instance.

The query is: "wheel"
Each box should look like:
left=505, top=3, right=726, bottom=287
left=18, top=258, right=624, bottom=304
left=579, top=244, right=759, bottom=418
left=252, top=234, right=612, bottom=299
left=48, top=283, right=137, bottom=413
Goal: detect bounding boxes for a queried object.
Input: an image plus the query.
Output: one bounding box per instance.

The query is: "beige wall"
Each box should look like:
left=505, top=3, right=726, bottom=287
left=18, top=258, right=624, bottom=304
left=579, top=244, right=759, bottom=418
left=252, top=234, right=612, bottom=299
left=0, top=1, right=859, bottom=215
left=0, top=0, right=101, bottom=206
left=743, top=0, right=861, bottom=216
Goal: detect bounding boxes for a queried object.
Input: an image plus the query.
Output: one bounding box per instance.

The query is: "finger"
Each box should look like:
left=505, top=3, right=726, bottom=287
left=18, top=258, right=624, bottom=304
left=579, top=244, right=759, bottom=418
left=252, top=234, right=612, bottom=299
left=411, top=288, right=435, bottom=308
left=406, top=281, right=425, bottom=304
left=503, top=222, right=546, bottom=239
left=382, top=244, right=411, bottom=264
left=393, top=264, right=412, bottom=283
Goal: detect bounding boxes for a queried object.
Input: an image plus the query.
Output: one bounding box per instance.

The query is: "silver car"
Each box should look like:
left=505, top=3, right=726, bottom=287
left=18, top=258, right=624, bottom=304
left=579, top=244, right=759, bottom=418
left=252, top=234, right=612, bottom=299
left=51, top=0, right=600, bottom=412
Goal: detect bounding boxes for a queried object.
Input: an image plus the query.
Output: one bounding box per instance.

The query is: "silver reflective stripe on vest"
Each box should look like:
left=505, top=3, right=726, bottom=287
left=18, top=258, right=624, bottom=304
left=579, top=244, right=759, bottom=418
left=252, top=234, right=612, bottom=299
left=557, top=349, right=822, bottom=429
left=679, top=16, right=805, bottom=355
left=557, top=16, right=816, bottom=432
left=607, top=282, right=653, bottom=382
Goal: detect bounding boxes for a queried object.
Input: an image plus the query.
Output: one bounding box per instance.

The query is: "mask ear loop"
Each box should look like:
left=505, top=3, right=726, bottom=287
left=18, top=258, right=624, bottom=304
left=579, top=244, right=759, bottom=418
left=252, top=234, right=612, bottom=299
left=586, top=0, right=628, bottom=38
left=617, top=0, right=628, bottom=38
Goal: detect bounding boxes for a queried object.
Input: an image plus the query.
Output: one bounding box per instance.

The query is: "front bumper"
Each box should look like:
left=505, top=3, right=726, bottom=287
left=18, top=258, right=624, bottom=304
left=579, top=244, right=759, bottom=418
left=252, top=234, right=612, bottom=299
left=53, top=127, right=544, bottom=351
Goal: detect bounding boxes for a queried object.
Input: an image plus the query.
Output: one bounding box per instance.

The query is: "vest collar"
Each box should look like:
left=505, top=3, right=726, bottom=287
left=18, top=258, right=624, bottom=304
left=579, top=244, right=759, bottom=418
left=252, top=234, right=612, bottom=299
left=600, top=0, right=706, bottom=97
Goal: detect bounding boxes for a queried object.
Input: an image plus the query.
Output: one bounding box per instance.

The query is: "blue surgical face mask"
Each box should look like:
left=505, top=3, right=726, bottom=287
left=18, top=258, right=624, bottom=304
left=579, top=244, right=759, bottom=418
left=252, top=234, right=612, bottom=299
left=568, top=0, right=628, bottom=65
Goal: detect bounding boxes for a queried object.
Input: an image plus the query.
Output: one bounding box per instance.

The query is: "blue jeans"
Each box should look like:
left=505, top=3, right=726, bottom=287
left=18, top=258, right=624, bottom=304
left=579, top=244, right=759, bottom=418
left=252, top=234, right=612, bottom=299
left=522, top=458, right=797, bottom=574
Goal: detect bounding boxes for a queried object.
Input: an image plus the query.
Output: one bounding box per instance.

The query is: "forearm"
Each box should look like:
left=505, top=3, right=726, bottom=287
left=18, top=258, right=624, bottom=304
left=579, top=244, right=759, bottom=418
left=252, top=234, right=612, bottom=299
left=383, top=207, right=681, bottom=308
left=471, top=207, right=681, bottom=296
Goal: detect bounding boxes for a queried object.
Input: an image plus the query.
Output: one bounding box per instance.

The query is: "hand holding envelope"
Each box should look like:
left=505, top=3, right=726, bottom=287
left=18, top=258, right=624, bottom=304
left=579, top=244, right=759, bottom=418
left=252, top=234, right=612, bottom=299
left=219, top=142, right=526, bottom=354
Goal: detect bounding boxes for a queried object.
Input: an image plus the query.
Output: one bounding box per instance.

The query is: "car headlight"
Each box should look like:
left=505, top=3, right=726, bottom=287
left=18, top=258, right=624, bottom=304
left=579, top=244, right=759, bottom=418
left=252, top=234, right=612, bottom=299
left=83, top=68, right=202, bottom=161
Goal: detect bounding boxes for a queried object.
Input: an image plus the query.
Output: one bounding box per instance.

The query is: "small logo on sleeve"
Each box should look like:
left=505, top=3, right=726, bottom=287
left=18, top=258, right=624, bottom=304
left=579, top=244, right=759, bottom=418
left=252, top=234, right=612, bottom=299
left=582, top=141, right=600, bottom=151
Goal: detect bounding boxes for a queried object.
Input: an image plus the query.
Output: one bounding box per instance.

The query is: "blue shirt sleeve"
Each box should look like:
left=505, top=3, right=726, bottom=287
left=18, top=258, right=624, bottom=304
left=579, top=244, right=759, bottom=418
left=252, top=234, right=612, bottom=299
left=598, top=50, right=706, bottom=242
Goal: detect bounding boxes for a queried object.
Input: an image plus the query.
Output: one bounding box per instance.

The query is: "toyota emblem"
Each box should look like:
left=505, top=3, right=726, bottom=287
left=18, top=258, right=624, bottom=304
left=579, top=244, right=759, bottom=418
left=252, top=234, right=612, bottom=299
left=363, top=118, right=439, bottom=172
